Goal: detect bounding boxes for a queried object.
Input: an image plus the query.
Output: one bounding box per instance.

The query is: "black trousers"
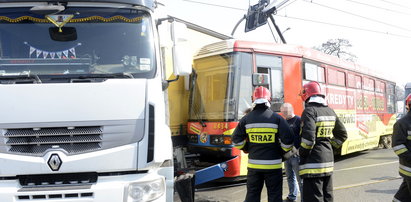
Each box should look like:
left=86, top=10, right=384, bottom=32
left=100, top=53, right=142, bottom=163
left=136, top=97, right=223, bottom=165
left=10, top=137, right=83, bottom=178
left=394, top=178, right=411, bottom=202
left=245, top=169, right=283, bottom=202
left=302, top=176, right=333, bottom=202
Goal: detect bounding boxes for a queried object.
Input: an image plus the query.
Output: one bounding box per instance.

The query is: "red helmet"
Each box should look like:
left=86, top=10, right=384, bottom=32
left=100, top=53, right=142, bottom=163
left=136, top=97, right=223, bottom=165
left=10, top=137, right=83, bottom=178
left=406, top=94, right=411, bottom=107
left=253, top=86, right=271, bottom=104
left=300, top=81, right=324, bottom=102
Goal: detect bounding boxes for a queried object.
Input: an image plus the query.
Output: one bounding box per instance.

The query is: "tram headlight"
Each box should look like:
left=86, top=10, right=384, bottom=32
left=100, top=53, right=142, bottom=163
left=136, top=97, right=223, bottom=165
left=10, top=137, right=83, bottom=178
left=210, top=135, right=231, bottom=145
left=125, top=178, right=165, bottom=202
left=210, top=135, right=223, bottom=145
left=187, top=134, right=198, bottom=143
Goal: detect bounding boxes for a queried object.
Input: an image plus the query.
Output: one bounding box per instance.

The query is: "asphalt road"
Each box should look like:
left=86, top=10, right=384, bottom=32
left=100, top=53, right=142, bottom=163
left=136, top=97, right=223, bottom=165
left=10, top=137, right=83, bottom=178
left=175, top=148, right=403, bottom=202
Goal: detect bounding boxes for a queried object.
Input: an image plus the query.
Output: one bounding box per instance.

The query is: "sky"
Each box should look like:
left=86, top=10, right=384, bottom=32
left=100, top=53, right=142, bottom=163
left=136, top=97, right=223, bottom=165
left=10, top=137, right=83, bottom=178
left=166, top=0, right=411, bottom=87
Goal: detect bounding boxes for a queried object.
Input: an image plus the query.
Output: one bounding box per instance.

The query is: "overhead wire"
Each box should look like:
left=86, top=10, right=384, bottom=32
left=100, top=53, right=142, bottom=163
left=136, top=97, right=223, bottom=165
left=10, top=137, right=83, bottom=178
left=277, top=0, right=298, bottom=12
left=276, top=14, right=411, bottom=39
left=267, top=0, right=298, bottom=42
left=181, top=0, right=246, bottom=11
left=305, top=1, right=411, bottom=32
left=182, top=0, right=297, bottom=12
left=376, top=0, right=411, bottom=10
left=181, top=0, right=411, bottom=38
left=343, top=0, right=411, bottom=16
left=267, top=20, right=278, bottom=43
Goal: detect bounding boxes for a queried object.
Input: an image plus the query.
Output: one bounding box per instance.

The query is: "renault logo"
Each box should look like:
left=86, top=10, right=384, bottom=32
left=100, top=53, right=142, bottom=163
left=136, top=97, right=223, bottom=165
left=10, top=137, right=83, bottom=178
left=48, top=154, right=62, bottom=171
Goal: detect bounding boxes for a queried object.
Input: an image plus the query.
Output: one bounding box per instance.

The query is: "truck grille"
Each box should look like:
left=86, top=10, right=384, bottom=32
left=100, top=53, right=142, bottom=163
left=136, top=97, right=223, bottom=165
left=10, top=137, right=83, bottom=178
left=17, top=192, right=94, bottom=200
left=4, top=126, right=102, bottom=155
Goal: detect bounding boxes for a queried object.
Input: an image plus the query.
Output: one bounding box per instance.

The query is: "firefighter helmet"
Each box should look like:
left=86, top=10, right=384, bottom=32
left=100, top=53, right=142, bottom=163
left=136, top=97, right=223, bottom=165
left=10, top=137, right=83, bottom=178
left=406, top=93, right=411, bottom=107
left=252, top=86, right=271, bottom=104
left=300, top=81, right=324, bottom=102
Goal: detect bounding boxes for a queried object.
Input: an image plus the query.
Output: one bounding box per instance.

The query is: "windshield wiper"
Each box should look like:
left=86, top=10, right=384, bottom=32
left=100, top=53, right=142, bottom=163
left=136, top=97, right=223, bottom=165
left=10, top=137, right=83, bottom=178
left=0, top=72, right=42, bottom=84
left=77, top=73, right=135, bottom=79
left=47, top=73, right=135, bottom=81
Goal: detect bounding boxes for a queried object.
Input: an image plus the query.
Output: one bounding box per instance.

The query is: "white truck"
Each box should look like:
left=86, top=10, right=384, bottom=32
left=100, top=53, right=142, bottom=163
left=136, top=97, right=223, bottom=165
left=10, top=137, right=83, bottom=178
left=0, top=0, right=190, bottom=201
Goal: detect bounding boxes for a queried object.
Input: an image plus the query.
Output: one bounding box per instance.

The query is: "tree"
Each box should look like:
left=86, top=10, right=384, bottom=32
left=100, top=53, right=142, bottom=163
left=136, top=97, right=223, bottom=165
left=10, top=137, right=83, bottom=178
left=314, top=38, right=357, bottom=62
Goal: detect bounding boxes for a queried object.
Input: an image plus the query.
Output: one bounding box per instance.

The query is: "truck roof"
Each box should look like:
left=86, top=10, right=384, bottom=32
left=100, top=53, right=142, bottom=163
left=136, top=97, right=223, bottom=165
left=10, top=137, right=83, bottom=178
left=0, top=0, right=154, bottom=9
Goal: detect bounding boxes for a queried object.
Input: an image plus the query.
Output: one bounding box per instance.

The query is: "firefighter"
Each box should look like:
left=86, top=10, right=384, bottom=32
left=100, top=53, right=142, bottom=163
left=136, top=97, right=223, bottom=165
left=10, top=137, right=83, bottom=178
left=299, top=81, right=347, bottom=202
left=392, top=93, right=411, bottom=202
left=232, top=86, right=294, bottom=202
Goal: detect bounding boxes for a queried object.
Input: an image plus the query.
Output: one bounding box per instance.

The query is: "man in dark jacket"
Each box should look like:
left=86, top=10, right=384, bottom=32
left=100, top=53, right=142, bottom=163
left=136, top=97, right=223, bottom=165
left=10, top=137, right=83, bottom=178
left=281, top=103, right=302, bottom=202
left=299, top=81, right=347, bottom=202
left=232, top=86, right=294, bottom=202
left=392, top=93, right=411, bottom=202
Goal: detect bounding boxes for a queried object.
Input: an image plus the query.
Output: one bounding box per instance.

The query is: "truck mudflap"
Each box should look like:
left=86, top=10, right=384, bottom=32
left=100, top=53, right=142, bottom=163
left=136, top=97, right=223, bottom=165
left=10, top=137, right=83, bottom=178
left=194, top=155, right=239, bottom=185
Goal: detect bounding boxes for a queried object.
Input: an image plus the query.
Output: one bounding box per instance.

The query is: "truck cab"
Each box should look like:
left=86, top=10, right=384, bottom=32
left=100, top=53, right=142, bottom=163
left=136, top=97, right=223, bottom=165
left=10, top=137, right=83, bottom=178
left=0, top=0, right=190, bottom=201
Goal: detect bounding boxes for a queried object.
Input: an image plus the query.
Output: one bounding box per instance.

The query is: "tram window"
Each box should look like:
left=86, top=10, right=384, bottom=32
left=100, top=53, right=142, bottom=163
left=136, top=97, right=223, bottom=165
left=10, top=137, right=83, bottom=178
left=270, top=69, right=283, bottom=101
left=257, top=67, right=270, bottom=89
left=238, top=52, right=253, bottom=118
left=304, top=62, right=324, bottom=83
left=304, top=63, right=317, bottom=81
left=376, top=81, right=385, bottom=93
left=327, top=69, right=345, bottom=86
left=355, top=75, right=362, bottom=89
left=363, top=77, right=375, bottom=91
left=318, top=67, right=325, bottom=83
left=348, top=73, right=356, bottom=88
left=387, top=83, right=396, bottom=113
left=387, top=83, right=395, bottom=94
left=337, top=71, right=346, bottom=86
left=328, top=69, right=337, bottom=85
left=256, top=54, right=283, bottom=111
left=257, top=67, right=269, bottom=74
left=256, top=54, right=282, bottom=69
left=256, top=54, right=283, bottom=91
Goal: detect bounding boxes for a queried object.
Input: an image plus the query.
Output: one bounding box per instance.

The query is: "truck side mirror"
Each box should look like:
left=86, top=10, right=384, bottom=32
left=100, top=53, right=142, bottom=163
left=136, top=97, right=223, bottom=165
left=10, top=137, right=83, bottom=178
left=171, top=21, right=192, bottom=76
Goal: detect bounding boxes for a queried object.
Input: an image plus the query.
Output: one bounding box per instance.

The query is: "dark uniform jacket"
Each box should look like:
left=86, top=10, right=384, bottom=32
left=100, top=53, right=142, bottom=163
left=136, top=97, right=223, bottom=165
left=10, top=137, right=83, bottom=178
left=299, top=101, right=347, bottom=178
left=287, top=115, right=301, bottom=149
left=232, top=104, right=294, bottom=171
left=392, top=111, right=411, bottom=179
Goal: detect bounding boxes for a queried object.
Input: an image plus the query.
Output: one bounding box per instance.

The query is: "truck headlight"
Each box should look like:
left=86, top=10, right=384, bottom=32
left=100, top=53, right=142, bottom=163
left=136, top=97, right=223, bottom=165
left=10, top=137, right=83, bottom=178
left=126, top=178, right=165, bottom=202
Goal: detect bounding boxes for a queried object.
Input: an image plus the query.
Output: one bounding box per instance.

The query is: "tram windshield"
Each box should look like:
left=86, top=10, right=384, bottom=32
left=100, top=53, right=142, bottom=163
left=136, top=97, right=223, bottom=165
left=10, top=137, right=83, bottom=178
left=189, top=52, right=253, bottom=122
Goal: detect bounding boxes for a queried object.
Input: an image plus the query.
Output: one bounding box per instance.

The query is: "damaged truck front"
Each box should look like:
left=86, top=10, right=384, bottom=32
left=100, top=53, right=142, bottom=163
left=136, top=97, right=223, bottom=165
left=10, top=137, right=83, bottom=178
left=0, top=0, right=190, bottom=201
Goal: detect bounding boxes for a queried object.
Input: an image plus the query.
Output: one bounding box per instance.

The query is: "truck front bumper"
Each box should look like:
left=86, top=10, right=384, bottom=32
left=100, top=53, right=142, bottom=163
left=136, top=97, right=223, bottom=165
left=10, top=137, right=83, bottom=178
left=0, top=170, right=173, bottom=202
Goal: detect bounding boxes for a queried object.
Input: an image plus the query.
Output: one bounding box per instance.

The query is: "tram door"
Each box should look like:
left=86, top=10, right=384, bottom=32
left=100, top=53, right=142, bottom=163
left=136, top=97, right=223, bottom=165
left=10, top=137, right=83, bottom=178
left=255, top=54, right=284, bottom=112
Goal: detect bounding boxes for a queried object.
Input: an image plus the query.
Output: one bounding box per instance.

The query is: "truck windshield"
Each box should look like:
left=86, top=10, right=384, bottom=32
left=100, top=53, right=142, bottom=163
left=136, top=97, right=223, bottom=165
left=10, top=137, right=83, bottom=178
left=0, top=7, right=155, bottom=78
left=189, top=53, right=238, bottom=122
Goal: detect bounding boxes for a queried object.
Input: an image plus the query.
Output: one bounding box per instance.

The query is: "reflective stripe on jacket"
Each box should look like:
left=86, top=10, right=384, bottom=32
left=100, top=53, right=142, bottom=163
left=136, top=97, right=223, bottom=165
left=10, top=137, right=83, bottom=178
left=392, top=112, right=411, bottom=179
left=232, top=104, right=294, bottom=171
left=299, top=102, right=347, bottom=178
